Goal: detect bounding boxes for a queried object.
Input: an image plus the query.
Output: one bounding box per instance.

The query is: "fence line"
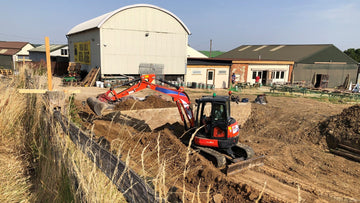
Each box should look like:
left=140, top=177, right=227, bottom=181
left=53, top=111, right=159, bottom=203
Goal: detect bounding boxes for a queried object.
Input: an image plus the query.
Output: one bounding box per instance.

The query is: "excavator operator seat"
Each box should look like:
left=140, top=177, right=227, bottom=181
left=213, top=103, right=226, bottom=121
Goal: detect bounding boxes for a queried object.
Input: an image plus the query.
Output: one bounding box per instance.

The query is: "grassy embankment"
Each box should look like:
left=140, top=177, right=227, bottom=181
left=0, top=66, right=127, bottom=202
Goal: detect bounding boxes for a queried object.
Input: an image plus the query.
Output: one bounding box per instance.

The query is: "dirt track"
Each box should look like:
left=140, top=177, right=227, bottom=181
left=72, top=86, right=360, bottom=202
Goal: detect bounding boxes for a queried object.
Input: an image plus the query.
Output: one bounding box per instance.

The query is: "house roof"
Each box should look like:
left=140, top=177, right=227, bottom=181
left=219, top=44, right=358, bottom=64
left=67, top=4, right=191, bottom=35
left=29, top=44, right=67, bottom=52
left=0, top=41, right=28, bottom=56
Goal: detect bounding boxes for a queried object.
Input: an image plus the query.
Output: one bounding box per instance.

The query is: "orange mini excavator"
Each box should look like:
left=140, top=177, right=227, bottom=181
left=87, top=74, right=264, bottom=174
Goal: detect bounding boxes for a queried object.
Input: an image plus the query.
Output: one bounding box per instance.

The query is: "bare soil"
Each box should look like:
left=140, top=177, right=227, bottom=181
left=73, top=88, right=360, bottom=202
left=114, top=95, right=177, bottom=111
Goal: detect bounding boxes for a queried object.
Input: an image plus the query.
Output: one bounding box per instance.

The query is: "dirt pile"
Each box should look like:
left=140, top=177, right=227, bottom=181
left=114, top=95, right=176, bottom=111
left=311, top=105, right=360, bottom=149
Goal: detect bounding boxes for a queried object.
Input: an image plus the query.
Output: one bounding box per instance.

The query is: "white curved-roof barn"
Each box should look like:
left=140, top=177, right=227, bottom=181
left=67, top=4, right=191, bottom=35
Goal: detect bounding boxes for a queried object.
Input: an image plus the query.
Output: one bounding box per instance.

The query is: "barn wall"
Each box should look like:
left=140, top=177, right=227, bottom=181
left=100, top=7, right=188, bottom=75
left=294, top=63, right=358, bottom=88
left=0, top=55, right=13, bottom=69
left=67, top=29, right=101, bottom=72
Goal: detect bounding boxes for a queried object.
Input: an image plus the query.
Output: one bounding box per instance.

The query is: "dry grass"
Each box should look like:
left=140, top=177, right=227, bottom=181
left=0, top=67, right=31, bottom=202
left=0, top=64, right=215, bottom=202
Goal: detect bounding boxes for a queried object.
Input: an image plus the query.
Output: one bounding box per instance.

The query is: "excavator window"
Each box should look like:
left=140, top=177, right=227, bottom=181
left=213, top=103, right=226, bottom=121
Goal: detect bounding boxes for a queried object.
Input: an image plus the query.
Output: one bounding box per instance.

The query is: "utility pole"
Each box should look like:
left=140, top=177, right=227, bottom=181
left=209, top=39, right=212, bottom=58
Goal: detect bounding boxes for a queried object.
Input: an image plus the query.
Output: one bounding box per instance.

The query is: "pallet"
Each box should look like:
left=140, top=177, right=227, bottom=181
left=82, top=67, right=100, bottom=87
left=0, top=69, right=12, bottom=76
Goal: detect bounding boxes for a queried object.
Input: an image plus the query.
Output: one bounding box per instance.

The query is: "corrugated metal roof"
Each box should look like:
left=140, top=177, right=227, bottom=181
left=28, top=44, right=67, bottom=52
left=67, top=4, right=191, bottom=35
left=0, top=41, right=28, bottom=49
left=0, top=48, right=19, bottom=56
left=219, top=44, right=358, bottom=64
left=220, top=44, right=330, bottom=61
left=0, top=41, right=29, bottom=55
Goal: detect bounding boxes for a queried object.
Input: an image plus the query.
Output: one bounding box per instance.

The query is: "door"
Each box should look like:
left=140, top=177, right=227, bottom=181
left=262, top=71, right=267, bottom=85
left=207, top=69, right=215, bottom=85
left=315, top=74, right=329, bottom=88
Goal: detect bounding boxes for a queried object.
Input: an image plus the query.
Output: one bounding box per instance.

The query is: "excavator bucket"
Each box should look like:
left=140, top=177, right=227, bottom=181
left=87, top=97, right=111, bottom=116
left=226, top=155, right=265, bottom=175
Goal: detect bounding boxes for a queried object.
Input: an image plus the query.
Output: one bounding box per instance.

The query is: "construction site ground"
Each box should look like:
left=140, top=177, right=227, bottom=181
left=57, top=79, right=360, bottom=202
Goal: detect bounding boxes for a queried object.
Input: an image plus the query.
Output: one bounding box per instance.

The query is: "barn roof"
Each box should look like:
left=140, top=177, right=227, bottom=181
left=67, top=4, right=191, bottom=35
left=29, top=44, right=67, bottom=52
left=219, top=44, right=358, bottom=64
left=0, top=41, right=28, bottom=56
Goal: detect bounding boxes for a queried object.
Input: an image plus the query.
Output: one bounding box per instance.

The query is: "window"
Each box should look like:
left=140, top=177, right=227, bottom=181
left=213, top=103, right=226, bottom=121
left=218, top=70, right=226, bottom=74
left=272, top=71, right=285, bottom=80
left=74, top=41, right=91, bottom=64
left=252, top=71, right=257, bottom=79
left=18, top=55, right=29, bottom=60
left=208, top=71, right=213, bottom=80
left=280, top=71, right=285, bottom=79
left=192, top=70, right=201, bottom=75
left=253, top=71, right=262, bottom=79
left=61, top=49, right=68, bottom=56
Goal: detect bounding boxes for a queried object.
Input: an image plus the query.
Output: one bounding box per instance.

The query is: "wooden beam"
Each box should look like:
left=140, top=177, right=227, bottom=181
left=45, top=37, right=53, bottom=91
left=18, top=89, right=47, bottom=94
left=232, top=60, right=294, bottom=65
left=18, top=89, right=81, bottom=94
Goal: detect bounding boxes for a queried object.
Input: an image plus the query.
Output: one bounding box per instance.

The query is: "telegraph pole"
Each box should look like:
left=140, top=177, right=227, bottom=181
left=209, top=39, right=212, bottom=58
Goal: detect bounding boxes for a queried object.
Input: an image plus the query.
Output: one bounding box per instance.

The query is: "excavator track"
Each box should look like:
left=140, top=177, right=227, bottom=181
left=225, top=143, right=265, bottom=175
left=192, top=143, right=265, bottom=175
left=330, top=143, right=360, bottom=162
left=193, top=146, right=227, bottom=168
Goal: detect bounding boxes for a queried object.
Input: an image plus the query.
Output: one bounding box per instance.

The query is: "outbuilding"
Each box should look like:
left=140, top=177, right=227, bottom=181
left=186, top=58, right=232, bottom=88
left=220, top=44, right=359, bottom=88
left=29, top=44, right=68, bottom=62
left=186, top=58, right=294, bottom=88
left=0, top=41, right=34, bottom=70
left=67, top=4, right=190, bottom=81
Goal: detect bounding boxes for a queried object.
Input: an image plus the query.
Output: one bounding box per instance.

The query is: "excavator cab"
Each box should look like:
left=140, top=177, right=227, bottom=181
left=194, top=95, right=239, bottom=149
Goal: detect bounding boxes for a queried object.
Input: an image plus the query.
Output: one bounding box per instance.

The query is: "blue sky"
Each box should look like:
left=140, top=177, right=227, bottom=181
left=1, top=0, right=359, bottom=51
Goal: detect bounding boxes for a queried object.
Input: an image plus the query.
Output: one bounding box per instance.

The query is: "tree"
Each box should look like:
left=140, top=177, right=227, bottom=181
left=344, top=48, right=360, bottom=62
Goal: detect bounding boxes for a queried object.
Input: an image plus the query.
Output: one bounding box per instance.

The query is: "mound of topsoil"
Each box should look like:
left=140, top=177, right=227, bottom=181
left=310, top=105, right=360, bottom=149
left=114, top=95, right=177, bottom=111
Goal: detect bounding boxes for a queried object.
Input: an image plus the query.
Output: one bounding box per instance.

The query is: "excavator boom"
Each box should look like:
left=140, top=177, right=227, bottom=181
left=87, top=74, right=194, bottom=129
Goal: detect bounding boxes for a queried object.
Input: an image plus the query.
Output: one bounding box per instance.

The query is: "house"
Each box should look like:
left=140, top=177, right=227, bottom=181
left=186, top=58, right=294, bottom=88
left=186, top=58, right=232, bottom=88
left=66, top=4, right=190, bottom=81
left=0, top=41, right=34, bottom=70
left=219, top=44, right=359, bottom=88
left=230, top=59, right=294, bottom=85
left=29, top=44, right=68, bottom=62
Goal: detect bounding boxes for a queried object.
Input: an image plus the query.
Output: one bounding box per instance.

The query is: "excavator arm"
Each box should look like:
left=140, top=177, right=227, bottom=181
left=87, top=74, right=195, bottom=129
